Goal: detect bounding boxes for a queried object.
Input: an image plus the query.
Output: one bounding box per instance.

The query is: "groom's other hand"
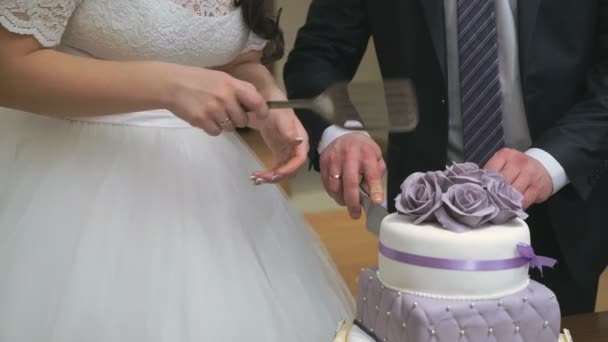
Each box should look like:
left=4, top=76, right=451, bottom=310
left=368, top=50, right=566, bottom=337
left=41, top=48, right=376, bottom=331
left=484, top=148, right=553, bottom=210
left=320, top=133, right=386, bottom=219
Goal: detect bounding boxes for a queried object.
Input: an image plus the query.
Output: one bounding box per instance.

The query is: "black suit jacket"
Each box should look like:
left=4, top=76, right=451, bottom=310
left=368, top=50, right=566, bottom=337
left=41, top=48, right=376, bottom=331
left=284, top=0, right=608, bottom=289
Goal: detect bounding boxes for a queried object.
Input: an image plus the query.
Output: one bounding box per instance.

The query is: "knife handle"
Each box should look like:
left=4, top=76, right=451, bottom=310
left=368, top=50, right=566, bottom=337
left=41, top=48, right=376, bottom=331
left=359, top=181, right=387, bottom=211
left=359, top=181, right=371, bottom=196
left=267, top=99, right=314, bottom=109
left=359, top=183, right=373, bottom=211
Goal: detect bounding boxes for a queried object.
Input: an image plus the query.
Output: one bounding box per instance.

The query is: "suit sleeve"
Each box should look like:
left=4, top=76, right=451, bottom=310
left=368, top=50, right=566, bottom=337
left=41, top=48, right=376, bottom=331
left=533, top=1, right=608, bottom=199
left=283, top=0, right=371, bottom=171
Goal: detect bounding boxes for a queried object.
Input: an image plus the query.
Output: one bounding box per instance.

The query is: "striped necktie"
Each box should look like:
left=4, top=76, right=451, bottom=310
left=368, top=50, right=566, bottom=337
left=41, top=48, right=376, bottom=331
left=457, top=0, right=505, bottom=166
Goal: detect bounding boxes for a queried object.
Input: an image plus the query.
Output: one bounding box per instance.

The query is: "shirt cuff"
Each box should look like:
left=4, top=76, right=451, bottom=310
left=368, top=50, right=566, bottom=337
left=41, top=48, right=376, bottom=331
left=525, top=148, right=570, bottom=195
left=317, top=121, right=370, bottom=154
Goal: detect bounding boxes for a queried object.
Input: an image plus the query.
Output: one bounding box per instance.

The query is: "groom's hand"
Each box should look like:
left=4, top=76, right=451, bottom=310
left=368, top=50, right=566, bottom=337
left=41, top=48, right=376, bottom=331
left=320, top=133, right=386, bottom=219
left=484, top=148, right=553, bottom=209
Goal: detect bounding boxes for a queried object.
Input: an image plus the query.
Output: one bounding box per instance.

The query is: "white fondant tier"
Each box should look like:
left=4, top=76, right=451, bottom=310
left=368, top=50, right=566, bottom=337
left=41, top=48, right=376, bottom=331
left=378, top=214, right=530, bottom=299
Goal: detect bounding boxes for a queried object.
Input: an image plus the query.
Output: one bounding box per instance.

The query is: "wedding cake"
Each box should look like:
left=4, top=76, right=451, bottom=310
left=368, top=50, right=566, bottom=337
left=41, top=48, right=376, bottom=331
left=335, top=163, right=563, bottom=342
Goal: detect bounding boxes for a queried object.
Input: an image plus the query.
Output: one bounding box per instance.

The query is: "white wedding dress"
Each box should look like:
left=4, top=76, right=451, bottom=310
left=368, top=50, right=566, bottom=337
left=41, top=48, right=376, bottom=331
left=0, top=1, right=354, bottom=341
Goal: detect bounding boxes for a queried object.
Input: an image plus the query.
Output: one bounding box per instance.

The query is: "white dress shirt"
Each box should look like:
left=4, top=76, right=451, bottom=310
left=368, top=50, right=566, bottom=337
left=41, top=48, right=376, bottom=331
left=317, top=0, right=569, bottom=194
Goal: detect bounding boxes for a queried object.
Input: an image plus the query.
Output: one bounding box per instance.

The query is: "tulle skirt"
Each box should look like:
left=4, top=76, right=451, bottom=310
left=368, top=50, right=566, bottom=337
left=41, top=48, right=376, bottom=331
left=0, top=110, right=354, bottom=341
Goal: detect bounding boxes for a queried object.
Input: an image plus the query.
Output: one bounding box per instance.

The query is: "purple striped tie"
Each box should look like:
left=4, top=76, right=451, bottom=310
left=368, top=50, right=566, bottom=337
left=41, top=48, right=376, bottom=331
left=458, top=0, right=505, bottom=166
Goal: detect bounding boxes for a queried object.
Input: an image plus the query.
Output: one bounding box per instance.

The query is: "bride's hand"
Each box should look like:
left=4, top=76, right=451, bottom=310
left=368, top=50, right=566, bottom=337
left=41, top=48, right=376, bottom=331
left=165, top=65, right=268, bottom=135
left=251, top=109, right=309, bottom=184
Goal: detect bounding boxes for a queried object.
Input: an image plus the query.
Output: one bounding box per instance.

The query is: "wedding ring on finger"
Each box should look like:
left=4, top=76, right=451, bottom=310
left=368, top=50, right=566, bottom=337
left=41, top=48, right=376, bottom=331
left=219, top=116, right=232, bottom=127
left=329, top=174, right=342, bottom=181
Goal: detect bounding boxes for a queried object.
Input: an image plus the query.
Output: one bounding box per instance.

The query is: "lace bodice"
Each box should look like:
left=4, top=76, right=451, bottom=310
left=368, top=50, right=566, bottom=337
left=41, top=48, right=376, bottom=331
left=0, top=0, right=267, bottom=68
left=171, top=0, right=234, bottom=17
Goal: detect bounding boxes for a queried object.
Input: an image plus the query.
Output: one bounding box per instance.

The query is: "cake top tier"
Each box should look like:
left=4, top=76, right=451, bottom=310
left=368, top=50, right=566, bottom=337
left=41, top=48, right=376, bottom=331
left=395, top=163, right=528, bottom=233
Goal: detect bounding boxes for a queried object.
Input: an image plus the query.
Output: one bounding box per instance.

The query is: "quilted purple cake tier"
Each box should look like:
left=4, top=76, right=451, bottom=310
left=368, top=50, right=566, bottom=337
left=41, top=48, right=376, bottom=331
left=355, top=269, right=560, bottom=342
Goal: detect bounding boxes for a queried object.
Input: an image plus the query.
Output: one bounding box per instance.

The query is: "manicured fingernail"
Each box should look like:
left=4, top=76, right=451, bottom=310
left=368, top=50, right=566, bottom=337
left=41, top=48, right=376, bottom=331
left=250, top=175, right=256, bottom=180
left=372, top=194, right=383, bottom=203
left=254, top=178, right=266, bottom=186
left=271, top=175, right=284, bottom=182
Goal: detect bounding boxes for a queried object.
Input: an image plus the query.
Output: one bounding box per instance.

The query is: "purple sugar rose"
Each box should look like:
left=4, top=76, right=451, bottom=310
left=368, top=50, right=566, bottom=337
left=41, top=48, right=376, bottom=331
left=394, top=163, right=529, bottom=232
left=435, top=183, right=499, bottom=232
left=486, top=180, right=529, bottom=223
left=481, top=168, right=507, bottom=188
left=395, top=171, right=453, bottom=223
left=444, top=162, right=485, bottom=186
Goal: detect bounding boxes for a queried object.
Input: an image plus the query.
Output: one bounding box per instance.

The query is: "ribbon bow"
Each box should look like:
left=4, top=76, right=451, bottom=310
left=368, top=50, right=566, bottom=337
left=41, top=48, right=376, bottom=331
left=517, top=243, right=557, bottom=277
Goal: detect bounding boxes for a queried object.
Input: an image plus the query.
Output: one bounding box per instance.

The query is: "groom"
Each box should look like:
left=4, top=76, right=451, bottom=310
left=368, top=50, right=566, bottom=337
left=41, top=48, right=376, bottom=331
left=284, top=0, right=608, bottom=315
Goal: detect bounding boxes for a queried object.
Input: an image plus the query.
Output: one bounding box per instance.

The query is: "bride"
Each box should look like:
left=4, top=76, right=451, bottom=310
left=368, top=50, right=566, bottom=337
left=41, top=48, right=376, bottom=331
left=0, top=0, right=353, bottom=340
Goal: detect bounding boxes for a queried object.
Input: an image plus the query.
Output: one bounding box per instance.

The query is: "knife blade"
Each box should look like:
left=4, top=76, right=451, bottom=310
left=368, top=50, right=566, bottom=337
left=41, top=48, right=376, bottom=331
left=268, top=79, right=419, bottom=133
left=359, top=183, right=390, bottom=237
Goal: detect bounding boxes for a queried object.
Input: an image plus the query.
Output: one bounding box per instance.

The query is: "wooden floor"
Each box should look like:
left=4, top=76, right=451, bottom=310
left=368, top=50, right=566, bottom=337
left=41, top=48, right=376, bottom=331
left=305, top=210, right=377, bottom=296
left=305, top=209, right=608, bottom=312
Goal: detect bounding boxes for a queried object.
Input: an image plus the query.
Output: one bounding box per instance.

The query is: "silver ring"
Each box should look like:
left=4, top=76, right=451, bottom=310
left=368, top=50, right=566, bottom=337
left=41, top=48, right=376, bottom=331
left=219, top=117, right=232, bottom=127
left=329, top=174, right=341, bottom=181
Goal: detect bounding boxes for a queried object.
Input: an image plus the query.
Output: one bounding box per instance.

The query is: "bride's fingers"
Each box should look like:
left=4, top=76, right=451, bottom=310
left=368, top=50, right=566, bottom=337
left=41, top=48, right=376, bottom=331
left=210, top=111, right=234, bottom=133
left=250, top=116, right=308, bottom=184
left=271, top=128, right=309, bottom=182
left=251, top=156, right=284, bottom=183
left=251, top=142, right=305, bottom=184
left=224, top=97, right=248, bottom=128
left=251, top=169, right=275, bottom=184
left=269, top=143, right=307, bottom=181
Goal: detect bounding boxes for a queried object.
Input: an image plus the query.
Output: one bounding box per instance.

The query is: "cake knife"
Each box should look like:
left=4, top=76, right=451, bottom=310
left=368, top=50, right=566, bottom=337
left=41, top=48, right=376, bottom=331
left=359, top=183, right=389, bottom=237
left=268, top=79, right=419, bottom=133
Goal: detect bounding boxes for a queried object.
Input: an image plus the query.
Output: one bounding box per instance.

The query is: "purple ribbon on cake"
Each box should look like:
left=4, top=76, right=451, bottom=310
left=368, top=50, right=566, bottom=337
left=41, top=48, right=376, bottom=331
left=515, top=243, right=558, bottom=276
left=380, top=242, right=557, bottom=275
